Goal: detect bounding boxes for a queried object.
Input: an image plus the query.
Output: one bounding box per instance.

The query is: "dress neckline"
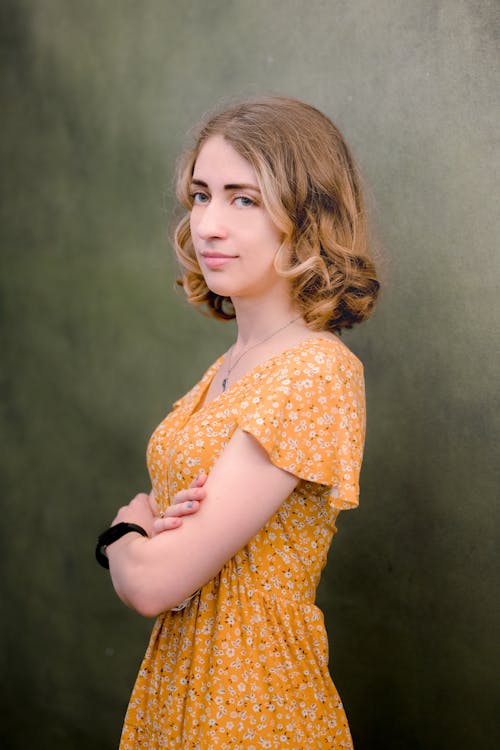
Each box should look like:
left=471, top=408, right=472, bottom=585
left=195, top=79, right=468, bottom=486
left=191, top=334, right=352, bottom=416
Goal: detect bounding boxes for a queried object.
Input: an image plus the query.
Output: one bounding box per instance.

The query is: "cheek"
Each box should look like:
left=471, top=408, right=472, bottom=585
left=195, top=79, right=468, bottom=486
left=189, top=214, right=196, bottom=238
left=189, top=217, right=201, bottom=252
left=261, top=214, right=284, bottom=247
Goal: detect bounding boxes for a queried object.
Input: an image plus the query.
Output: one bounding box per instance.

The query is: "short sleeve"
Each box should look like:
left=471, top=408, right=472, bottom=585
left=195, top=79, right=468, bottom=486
left=235, top=343, right=366, bottom=510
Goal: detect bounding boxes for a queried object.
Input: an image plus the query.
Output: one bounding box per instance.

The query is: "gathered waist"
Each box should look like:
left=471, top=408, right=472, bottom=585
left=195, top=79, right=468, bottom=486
left=164, top=574, right=320, bottom=618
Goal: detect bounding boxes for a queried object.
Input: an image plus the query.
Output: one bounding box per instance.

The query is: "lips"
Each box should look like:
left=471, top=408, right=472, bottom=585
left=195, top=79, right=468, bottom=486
left=200, top=252, right=237, bottom=269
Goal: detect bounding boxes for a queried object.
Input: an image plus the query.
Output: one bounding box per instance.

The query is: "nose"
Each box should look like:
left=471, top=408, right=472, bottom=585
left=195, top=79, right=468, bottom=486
left=192, top=198, right=228, bottom=241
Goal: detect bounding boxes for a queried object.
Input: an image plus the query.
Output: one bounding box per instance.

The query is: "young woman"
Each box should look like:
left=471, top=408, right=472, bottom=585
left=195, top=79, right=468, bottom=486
left=98, top=96, right=379, bottom=748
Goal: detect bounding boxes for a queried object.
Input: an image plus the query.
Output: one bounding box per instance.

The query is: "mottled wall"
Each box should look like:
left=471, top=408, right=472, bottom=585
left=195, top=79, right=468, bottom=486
left=1, top=1, right=499, bottom=748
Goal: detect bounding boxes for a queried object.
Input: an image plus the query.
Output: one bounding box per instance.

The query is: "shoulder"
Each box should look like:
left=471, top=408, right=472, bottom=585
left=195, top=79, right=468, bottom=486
left=233, top=335, right=366, bottom=497
left=299, top=334, right=363, bottom=369
left=238, top=335, right=364, bottom=419
left=256, top=335, right=363, bottom=387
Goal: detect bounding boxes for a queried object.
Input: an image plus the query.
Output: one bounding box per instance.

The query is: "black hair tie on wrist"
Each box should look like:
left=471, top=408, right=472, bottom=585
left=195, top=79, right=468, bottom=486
left=95, top=522, right=149, bottom=569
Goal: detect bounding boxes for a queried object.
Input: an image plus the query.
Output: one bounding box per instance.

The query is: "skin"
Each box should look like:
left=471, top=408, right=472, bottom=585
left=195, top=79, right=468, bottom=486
left=189, top=135, right=288, bottom=307
left=107, top=136, right=335, bottom=617
left=149, top=472, right=208, bottom=535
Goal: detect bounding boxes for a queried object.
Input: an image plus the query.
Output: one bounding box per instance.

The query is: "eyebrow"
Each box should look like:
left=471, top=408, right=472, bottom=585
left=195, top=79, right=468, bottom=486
left=190, top=178, right=261, bottom=192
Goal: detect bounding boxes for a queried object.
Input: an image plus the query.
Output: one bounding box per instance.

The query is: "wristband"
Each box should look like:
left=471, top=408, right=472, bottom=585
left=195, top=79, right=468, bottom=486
left=95, top=522, right=149, bottom=569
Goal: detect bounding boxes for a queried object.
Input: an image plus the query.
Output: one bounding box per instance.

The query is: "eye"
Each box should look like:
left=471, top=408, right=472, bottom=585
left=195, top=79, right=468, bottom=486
left=191, top=191, right=209, bottom=205
left=234, top=195, right=256, bottom=208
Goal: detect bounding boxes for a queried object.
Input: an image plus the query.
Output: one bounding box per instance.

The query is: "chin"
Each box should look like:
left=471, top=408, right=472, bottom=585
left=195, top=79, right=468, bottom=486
left=203, top=279, right=235, bottom=298
left=201, top=273, right=241, bottom=298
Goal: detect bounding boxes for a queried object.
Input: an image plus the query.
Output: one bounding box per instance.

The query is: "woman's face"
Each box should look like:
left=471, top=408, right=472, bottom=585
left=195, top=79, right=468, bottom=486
left=189, top=136, right=285, bottom=302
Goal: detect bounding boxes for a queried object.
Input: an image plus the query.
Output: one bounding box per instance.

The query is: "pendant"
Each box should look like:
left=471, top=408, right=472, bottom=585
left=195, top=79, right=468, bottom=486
left=222, top=377, right=228, bottom=392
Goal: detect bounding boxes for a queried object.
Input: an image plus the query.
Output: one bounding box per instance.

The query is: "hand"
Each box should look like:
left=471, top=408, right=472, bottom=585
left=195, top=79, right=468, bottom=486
left=112, top=492, right=156, bottom=537
left=152, top=472, right=207, bottom=536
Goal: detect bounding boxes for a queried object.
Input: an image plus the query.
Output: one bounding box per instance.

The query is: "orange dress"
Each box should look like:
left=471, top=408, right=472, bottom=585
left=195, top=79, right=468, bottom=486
left=120, top=337, right=365, bottom=749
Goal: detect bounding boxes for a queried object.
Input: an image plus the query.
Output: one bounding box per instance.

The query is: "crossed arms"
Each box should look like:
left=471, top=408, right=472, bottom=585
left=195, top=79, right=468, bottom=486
left=106, top=427, right=299, bottom=618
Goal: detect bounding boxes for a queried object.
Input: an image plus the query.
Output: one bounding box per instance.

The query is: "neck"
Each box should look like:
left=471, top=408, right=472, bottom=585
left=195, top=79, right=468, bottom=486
left=231, top=292, right=301, bottom=349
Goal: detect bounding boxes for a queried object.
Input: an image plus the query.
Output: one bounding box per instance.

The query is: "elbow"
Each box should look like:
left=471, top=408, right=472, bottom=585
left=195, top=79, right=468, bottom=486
left=130, top=588, right=201, bottom=619
left=110, top=567, right=169, bottom=618
left=131, top=598, right=165, bottom=619
left=109, top=553, right=201, bottom=618
left=131, top=595, right=189, bottom=619
left=123, top=583, right=171, bottom=619
left=125, top=583, right=184, bottom=619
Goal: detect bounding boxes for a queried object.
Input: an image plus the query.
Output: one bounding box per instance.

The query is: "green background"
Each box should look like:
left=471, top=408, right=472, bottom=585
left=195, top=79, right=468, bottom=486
left=2, top=1, right=499, bottom=748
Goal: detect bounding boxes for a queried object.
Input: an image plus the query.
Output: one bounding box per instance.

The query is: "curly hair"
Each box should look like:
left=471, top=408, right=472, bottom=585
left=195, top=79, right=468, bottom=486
left=173, top=96, right=380, bottom=331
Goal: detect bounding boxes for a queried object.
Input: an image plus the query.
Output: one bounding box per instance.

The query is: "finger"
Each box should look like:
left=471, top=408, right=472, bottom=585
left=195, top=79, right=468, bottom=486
left=172, top=487, right=206, bottom=505
left=162, top=500, right=200, bottom=518
left=187, top=472, right=207, bottom=489
left=152, top=516, right=182, bottom=535
left=193, top=472, right=207, bottom=487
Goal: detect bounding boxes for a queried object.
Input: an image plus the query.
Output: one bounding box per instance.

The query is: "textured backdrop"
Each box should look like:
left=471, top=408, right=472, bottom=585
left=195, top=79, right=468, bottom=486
left=1, top=1, right=499, bottom=748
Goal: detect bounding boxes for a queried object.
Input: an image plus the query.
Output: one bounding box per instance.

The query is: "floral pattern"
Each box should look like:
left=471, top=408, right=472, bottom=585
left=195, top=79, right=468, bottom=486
left=120, top=337, right=365, bottom=749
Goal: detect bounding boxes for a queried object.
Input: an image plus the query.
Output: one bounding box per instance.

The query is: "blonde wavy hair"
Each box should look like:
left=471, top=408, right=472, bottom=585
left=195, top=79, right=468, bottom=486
left=174, top=96, right=380, bottom=331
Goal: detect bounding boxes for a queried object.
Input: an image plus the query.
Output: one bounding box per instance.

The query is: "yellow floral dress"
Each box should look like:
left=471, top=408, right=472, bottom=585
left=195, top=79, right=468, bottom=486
left=120, top=336, right=365, bottom=749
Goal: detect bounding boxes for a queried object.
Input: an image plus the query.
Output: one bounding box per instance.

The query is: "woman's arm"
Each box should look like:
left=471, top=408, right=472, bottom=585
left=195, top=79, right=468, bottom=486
left=107, top=428, right=299, bottom=617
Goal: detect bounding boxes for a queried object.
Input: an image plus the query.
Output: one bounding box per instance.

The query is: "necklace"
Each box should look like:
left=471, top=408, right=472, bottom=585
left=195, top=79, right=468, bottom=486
left=221, top=316, right=301, bottom=392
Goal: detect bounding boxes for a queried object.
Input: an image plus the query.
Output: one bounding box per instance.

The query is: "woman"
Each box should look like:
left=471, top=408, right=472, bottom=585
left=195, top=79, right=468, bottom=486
left=97, top=96, right=379, bottom=748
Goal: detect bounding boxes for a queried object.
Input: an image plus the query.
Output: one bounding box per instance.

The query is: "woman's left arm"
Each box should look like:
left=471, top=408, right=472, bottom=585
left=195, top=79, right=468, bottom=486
left=106, top=428, right=299, bottom=617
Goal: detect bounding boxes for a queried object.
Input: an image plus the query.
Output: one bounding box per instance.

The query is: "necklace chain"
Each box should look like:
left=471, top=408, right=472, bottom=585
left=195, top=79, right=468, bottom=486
left=221, top=316, right=301, bottom=392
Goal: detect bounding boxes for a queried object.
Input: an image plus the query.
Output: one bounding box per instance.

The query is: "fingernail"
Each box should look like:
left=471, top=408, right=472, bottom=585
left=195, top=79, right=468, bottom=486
left=187, top=501, right=194, bottom=508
